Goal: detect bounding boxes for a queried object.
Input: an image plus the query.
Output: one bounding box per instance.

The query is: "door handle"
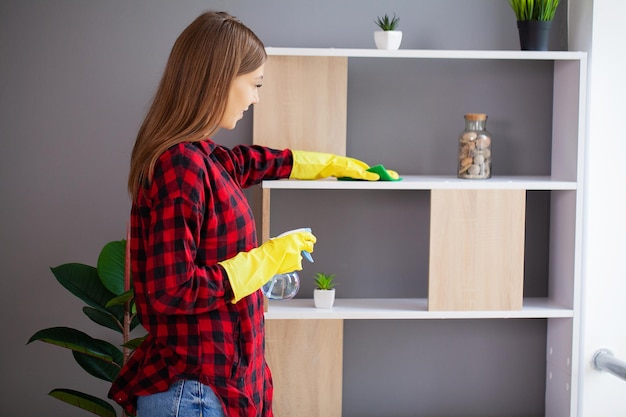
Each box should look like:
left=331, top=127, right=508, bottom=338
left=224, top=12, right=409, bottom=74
left=592, top=349, right=626, bottom=381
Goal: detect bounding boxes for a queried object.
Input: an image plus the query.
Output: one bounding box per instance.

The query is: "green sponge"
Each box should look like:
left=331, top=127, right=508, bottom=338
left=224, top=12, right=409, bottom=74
left=338, top=164, right=402, bottom=181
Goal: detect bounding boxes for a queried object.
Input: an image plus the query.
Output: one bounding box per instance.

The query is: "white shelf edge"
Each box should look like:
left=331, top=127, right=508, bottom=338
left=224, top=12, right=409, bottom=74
left=262, top=175, right=577, bottom=190
left=265, top=47, right=586, bottom=61
left=264, top=298, right=573, bottom=320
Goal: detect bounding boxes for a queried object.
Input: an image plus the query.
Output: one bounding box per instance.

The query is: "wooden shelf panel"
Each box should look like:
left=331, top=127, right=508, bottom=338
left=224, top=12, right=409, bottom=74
left=264, top=298, right=573, bottom=320
left=263, top=175, right=577, bottom=190
left=266, top=47, right=586, bottom=61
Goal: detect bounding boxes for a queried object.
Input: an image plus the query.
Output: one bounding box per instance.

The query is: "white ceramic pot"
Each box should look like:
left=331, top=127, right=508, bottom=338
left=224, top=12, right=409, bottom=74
left=374, top=30, right=403, bottom=50
left=314, top=288, right=336, bottom=309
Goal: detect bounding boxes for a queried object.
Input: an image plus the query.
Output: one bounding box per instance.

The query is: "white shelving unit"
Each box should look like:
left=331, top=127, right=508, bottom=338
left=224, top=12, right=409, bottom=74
left=256, top=47, right=587, bottom=417
left=266, top=298, right=573, bottom=320
left=265, top=47, right=584, bottom=61
left=263, top=175, right=576, bottom=190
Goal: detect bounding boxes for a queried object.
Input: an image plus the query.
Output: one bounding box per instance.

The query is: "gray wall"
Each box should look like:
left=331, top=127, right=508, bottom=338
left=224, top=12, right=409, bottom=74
left=0, top=1, right=567, bottom=416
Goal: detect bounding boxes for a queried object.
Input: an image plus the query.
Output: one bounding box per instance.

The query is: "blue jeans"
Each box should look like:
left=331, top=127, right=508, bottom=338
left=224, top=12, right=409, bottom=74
left=137, top=380, right=227, bottom=417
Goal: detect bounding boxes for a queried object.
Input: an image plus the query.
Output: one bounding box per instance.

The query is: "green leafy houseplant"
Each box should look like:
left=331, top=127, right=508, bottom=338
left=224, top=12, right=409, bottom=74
left=314, top=272, right=337, bottom=290
left=374, top=13, right=400, bottom=31
left=27, top=238, right=145, bottom=417
left=509, top=0, right=560, bottom=21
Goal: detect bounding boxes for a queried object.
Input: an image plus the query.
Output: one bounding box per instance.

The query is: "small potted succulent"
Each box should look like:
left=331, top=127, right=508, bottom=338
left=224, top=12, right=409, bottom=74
left=509, top=0, right=560, bottom=50
left=374, top=13, right=402, bottom=50
left=313, top=272, right=337, bottom=309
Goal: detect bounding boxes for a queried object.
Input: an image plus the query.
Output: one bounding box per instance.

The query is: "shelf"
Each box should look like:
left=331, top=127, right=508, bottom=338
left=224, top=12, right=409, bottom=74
left=264, top=298, right=573, bottom=320
left=255, top=47, right=585, bottom=416
left=265, top=47, right=586, bottom=61
left=262, top=175, right=577, bottom=190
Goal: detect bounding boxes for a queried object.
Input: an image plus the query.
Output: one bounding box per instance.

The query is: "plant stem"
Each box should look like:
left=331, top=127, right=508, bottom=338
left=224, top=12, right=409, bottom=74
left=122, top=223, right=132, bottom=417
left=123, top=223, right=132, bottom=364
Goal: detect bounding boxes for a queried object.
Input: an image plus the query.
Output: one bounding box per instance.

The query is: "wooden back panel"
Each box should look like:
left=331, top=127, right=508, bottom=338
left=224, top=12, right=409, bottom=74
left=253, top=55, right=348, bottom=155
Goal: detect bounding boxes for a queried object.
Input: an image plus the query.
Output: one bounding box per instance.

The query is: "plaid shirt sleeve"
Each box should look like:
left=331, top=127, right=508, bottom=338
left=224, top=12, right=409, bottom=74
left=224, top=143, right=294, bottom=187
left=109, top=140, right=292, bottom=416
left=137, top=142, right=293, bottom=316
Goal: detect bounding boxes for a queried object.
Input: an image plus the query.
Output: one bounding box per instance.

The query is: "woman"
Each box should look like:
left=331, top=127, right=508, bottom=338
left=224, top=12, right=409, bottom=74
left=109, top=11, right=383, bottom=417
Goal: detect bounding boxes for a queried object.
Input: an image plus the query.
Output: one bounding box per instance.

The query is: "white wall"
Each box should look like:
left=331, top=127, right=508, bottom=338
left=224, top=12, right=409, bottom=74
left=572, top=0, right=626, bottom=414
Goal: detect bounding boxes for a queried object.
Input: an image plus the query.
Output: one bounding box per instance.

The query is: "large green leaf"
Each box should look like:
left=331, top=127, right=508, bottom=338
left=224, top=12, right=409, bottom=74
left=105, top=290, right=133, bottom=308
left=83, top=307, right=122, bottom=334
left=73, top=351, right=121, bottom=382
left=124, top=335, right=147, bottom=350
left=49, top=389, right=117, bottom=417
left=104, top=291, right=142, bottom=331
left=106, top=293, right=141, bottom=330
left=27, top=327, right=114, bottom=362
left=51, top=263, right=117, bottom=313
left=51, top=263, right=125, bottom=324
left=97, top=240, right=128, bottom=296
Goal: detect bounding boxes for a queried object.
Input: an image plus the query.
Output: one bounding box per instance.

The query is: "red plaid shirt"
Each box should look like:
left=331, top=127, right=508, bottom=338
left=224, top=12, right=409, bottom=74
left=108, top=140, right=292, bottom=416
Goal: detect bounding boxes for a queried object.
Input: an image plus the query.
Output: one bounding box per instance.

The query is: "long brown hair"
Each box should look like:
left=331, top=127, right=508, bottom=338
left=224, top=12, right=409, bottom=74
left=128, top=11, right=267, bottom=200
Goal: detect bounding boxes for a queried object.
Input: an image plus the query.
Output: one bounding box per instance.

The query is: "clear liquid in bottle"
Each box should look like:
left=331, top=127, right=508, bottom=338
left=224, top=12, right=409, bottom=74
left=262, top=272, right=300, bottom=300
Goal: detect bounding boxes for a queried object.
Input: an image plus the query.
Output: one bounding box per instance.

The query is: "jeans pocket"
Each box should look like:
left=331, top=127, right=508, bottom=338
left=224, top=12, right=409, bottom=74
left=137, top=380, right=227, bottom=417
left=136, top=380, right=184, bottom=417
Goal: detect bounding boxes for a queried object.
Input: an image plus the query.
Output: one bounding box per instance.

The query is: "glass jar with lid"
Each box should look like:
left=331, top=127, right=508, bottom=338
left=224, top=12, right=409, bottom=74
left=457, top=113, right=492, bottom=179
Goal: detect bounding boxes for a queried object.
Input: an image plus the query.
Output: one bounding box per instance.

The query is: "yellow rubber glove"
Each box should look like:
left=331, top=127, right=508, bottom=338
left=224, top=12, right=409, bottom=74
left=219, top=230, right=316, bottom=303
left=290, top=150, right=380, bottom=181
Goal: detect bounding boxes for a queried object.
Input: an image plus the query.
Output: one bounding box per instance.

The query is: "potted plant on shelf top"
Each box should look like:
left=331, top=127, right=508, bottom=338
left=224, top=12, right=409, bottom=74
left=313, top=272, right=337, bottom=309
left=509, top=0, right=560, bottom=51
left=374, top=13, right=402, bottom=50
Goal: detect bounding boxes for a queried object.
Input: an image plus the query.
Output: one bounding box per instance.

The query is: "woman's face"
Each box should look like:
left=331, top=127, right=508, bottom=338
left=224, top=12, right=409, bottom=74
left=219, top=64, right=265, bottom=130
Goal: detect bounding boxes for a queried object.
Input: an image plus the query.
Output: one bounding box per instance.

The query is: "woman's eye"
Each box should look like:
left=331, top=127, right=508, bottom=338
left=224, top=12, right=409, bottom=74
left=255, top=84, right=263, bottom=88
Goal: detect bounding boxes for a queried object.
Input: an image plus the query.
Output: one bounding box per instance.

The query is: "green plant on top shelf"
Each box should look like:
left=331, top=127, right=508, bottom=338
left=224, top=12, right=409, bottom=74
left=374, top=13, right=400, bottom=31
left=509, top=0, right=560, bottom=21
left=314, top=272, right=337, bottom=290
